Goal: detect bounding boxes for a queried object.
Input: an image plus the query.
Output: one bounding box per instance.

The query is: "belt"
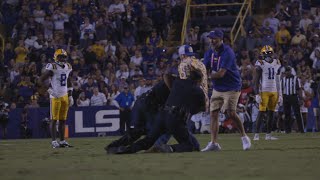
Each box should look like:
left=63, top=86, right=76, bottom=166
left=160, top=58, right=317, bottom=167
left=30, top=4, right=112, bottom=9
left=164, top=105, right=190, bottom=114
left=163, top=105, right=191, bottom=121
left=164, top=105, right=179, bottom=113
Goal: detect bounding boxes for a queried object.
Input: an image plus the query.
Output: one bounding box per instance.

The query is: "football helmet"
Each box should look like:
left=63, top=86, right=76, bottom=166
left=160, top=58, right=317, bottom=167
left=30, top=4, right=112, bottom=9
left=260, top=45, right=274, bottom=63
left=53, top=49, right=68, bottom=65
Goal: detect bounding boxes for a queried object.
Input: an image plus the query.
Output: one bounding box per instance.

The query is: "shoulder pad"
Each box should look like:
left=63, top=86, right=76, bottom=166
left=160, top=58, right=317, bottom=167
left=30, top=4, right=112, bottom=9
left=255, top=60, right=263, bottom=66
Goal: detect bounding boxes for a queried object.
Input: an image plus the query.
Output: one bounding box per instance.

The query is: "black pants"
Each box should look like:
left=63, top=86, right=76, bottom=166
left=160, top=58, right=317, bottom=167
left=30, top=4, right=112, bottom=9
left=107, top=128, right=145, bottom=148
left=127, top=109, right=195, bottom=153
left=124, top=79, right=205, bottom=153
left=283, top=95, right=304, bottom=133
left=107, top=99, right=156, bottom=148
left=119, top=109, right=131, bottom=135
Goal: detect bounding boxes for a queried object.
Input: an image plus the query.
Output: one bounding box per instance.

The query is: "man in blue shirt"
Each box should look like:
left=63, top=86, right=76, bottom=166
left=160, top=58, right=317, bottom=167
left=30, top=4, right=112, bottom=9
left=201, top=30, right=251, bottom=152
left=113, top=85, right=135, bottom=135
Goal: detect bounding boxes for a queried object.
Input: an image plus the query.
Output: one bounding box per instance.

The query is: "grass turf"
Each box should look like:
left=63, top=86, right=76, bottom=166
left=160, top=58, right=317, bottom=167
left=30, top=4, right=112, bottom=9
left=1, top=133, right=320, bottom=180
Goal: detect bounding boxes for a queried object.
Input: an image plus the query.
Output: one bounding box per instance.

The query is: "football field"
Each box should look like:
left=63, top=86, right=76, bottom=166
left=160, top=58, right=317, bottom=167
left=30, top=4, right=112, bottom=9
left=1, top=133, right=320, bottom=180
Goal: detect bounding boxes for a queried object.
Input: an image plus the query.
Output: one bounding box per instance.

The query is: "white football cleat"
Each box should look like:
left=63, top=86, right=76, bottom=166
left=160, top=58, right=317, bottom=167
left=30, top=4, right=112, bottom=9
left=241, top=136, right=251, bottom=150
left=51, top=140, right=60, bottom=148
left=253, top=133, right=260, bottom=141
left=265, top=134, right=278, bottom=140
left=201, top=142, right=222, bottom=152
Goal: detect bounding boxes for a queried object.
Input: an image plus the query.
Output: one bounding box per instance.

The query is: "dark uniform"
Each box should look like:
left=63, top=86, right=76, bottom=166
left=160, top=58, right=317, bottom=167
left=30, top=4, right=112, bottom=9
left=106, top=80, right=200, bottom=152
left=115, top=74, right=206, bottom=154
left=106, top=81, right=169, bottom=150
left=113, top=45, right=207, bottom=154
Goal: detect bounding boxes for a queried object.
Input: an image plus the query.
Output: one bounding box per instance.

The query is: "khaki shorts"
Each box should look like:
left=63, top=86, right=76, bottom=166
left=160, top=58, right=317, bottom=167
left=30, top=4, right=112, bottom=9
left=210, top=89, right=241, bottom=112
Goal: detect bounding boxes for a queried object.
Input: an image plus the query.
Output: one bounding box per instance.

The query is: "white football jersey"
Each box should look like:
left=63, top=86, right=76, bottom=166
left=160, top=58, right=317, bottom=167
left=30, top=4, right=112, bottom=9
left=46, top=63, right=72, bottom=98
left=255, top=59, right=281, bottom=92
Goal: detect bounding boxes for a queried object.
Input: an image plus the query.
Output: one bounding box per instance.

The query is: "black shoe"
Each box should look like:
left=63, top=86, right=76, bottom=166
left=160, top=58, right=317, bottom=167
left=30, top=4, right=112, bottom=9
left=106, top=147, right=119, bottom=154
left=59, top=141, right=73, bottom=148
left=115, top=146, right=131, bottom=154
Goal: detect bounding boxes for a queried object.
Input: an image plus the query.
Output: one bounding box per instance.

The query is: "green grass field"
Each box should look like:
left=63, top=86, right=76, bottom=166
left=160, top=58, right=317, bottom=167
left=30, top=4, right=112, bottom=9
left=1, top=133, right=320, bottom=180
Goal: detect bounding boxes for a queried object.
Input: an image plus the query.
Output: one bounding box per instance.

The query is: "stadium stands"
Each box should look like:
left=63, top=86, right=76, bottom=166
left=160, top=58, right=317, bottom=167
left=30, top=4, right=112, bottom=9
left=0, top=0, right=319, bottom=138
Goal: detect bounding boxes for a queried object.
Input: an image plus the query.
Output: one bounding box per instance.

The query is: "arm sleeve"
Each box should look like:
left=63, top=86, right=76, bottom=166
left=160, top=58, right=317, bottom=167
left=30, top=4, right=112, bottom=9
left=45, top=63, right=53, bottom=71
left=219, top=49, right=235, bottom=71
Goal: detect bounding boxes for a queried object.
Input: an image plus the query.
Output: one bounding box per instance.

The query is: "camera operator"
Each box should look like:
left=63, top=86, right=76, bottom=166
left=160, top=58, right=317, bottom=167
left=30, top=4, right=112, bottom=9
left=0, top=97, right=10, bottom=139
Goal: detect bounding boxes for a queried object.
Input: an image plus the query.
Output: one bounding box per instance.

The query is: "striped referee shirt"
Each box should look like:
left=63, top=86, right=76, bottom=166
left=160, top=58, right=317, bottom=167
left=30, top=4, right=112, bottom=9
left=281, top=75, right=301, bottom=95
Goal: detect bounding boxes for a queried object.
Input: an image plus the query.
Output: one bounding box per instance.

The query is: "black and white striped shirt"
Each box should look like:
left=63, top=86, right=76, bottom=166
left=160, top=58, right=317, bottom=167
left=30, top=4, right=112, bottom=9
left=281, top=75, right=301, bottom=95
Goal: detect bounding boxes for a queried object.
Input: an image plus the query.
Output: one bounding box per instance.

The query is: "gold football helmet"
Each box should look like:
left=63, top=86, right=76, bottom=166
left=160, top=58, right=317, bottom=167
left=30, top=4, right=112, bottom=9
left=53, top=49, right=68, bottom=65
left=260, top=45, right=274, bottom=63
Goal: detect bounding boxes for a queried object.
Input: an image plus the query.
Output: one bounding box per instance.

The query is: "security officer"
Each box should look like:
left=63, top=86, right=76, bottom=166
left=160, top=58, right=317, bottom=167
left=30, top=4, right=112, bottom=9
left=105, top=80, right=170, bottom=152
left=105, top=80, right=201, bottom=153
left=113, top=85, right=135, bottom=135
left=115, top=45, right=207, bottom=154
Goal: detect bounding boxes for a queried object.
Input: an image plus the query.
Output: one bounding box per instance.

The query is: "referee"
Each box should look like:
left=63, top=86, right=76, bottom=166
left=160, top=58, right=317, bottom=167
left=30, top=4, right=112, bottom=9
left=281, top=66, right=304, bottom=133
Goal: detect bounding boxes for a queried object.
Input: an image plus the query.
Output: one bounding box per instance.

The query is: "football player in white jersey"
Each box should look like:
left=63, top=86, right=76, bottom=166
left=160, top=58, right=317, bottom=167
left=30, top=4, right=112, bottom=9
left=39, top=49, right=74, bottom=148
left=253, top=45, right=282, bottom=141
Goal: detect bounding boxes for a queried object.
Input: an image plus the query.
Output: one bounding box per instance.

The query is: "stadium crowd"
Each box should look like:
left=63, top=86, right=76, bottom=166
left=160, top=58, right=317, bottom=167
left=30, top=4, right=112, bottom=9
left=0, top=0, right=320, bottom=138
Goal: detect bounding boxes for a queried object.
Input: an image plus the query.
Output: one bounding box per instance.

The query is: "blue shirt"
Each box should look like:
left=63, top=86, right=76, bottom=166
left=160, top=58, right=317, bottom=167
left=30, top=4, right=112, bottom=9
left=115, top=92, right=135, bottom=108
left=203, top=44, right=241, bottom=92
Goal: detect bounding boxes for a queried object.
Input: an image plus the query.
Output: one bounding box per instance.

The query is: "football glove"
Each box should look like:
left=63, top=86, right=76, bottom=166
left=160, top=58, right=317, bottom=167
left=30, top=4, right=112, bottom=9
left=68, top=96, right=74, bottom=107
left=255, top=95, right=262, bottom=104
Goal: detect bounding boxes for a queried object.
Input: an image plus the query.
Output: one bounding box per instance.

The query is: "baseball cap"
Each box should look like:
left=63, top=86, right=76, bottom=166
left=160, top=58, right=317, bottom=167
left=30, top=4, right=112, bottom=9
left=207, top=30, right=224, bottom=39
left=178, top=45, right=195, bottom=56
